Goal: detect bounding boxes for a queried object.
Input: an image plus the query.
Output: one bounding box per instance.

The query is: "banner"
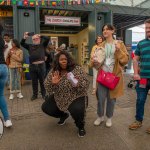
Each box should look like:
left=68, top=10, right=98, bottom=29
left=0, top=0, right=104, bottom=6
left=45, top=16, right=81, bottom=26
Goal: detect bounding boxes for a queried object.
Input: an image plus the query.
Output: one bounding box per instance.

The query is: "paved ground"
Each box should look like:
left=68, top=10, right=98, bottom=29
left=0, top=74, right=150, bottom=150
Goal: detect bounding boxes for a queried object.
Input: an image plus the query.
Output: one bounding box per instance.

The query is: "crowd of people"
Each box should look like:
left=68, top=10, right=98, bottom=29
left=0, top=19, right=150, bottom=137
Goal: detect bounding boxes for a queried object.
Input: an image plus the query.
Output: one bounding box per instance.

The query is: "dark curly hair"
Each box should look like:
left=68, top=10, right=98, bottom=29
left=53, top=51, right=76, bottom=72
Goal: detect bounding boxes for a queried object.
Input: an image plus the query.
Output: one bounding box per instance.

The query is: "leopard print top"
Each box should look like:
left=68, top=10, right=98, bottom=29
left=44, top=66, right=89, bottom=111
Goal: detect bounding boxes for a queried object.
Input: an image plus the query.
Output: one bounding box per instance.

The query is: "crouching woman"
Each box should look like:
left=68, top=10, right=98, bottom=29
left=42, top=51, right=89, bottom=137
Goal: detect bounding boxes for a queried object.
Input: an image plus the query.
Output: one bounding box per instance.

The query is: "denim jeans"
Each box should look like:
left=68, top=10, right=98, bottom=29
left=10, top=68, right=21, bottom=93
left=0, top=64, right=10, bottom=121
left=135, top=79, right=150, bottom=122
left=96, top=83, right=116, bottom=118
left=6, top=67, right=10, bottom=86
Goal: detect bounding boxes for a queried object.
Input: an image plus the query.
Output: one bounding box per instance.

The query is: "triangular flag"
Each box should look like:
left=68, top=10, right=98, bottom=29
left=0, top=0, right=5, bottom=5
left=12, top=0, right=17, bottom=5
left=35, top=0, right=38, bottom=6
left=90, top=0, right=94, bottom=4
left=77, top=0, right=81, bottom=5
left=68, top=0, right=72, bottom=5
left=29, top=0, right=34, bottom=6
left=86, top=0, right=90, bottom=4
left=95, top=0, right=100, bottom=3
left=23, top=0, right=28, bottom=6
left=82, top=0, right=86, bottom=4
left=6, top=0, right=11, bottom=5
left=41, top=0, right=45, bottom=6
left=18, top=0, right=23, bottom=6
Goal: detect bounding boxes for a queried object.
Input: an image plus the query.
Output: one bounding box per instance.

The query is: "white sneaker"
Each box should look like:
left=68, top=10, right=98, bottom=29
left=106, top=118, right=112, bottom=127
left=94, top=116, right=104, bottom=126
left=4, top=120, right=12, bottom=128
left=9, top=94, right=14, bottom=100
left=17, top=93, right=23, bottom=99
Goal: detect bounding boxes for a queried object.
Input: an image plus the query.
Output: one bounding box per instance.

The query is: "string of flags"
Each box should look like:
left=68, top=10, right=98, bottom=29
left=0, top=0, right=111, bottom=7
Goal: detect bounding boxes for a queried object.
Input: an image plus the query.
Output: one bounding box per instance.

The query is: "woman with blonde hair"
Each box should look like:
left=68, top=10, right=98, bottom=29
left=90, top=35, right=104, bottom=95
left=9, top=39, right=23, bottom=100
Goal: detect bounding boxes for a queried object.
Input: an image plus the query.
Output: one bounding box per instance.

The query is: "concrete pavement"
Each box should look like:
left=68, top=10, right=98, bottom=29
left=0, top=74, right=150, bottom=150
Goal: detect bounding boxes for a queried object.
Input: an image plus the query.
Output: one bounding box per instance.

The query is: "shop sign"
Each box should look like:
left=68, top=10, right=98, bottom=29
left=0, top=10, right=13, bottom=17
left=45, top=16, right=81, bottom=26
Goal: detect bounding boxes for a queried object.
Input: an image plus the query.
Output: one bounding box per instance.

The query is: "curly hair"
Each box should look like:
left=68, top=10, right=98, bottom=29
left=53, top=51, right=76, bottom=72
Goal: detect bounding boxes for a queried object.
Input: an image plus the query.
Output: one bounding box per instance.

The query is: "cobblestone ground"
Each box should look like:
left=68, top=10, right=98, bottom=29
left=0, top=74, right=150, bottom=150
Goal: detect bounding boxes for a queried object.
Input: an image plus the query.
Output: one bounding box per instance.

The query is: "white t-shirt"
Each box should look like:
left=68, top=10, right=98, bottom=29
left=4, top=41, right=12, bottom=61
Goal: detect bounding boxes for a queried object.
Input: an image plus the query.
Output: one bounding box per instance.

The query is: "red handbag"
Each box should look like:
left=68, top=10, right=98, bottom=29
left=97, top=69, right=120, bottom=90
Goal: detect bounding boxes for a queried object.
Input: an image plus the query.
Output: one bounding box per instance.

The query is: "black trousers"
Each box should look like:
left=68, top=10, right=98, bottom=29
left=29, top=63, right=46, bottom=97
left=41, top=95, right=88, bottom=129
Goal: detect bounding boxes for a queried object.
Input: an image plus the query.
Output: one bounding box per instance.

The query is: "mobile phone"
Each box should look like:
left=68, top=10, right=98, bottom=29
left=28, top=32, right=34, bottom=36
left=67, top=72, right=78, bottom=87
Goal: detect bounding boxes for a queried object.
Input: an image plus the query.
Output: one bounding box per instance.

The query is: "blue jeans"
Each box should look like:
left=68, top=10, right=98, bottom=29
left=10, top=68, right=21, bottom=93
left=0, top=64, right=10, bottom=121
left=135, top=79, right=150, bottom=122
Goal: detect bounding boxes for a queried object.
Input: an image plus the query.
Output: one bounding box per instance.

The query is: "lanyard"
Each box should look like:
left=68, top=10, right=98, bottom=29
left=106, top=43, right=113, bottom=58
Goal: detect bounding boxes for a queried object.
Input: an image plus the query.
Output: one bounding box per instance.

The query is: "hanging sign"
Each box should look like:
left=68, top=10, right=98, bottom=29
left=45, top=16, right=81, bottom=26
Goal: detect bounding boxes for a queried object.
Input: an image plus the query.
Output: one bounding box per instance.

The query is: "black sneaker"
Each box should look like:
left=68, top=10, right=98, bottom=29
left=57, top=113, right=69, bottom=125
left=78, top=129, right=86, bottom=137
left=31, top=95, right=37, bottom=101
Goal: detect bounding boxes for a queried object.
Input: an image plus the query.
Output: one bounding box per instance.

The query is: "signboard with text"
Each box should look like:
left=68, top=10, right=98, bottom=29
left=45, top=16, right=81, bottom=26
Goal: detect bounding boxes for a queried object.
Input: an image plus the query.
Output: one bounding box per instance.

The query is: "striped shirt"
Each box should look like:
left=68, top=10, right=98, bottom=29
left=135, top=39, right=150, bottom=78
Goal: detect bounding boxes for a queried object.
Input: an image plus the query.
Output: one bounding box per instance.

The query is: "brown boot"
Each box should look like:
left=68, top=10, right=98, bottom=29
left=146, top=127, right=150, bottom=134
left=129, top=121, right=142, bottom=130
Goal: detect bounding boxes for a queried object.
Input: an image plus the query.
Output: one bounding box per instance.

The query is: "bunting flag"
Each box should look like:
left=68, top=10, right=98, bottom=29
left=77, top=0, right=81, bottom=5
left=0, top=0, right=106, bottom=6
left=23, top=0, right=28, bottom=6
left=47, top=0, right=50, bottom=6
left=18, top=0, right=23, bottom=6
left=68, top=0, right=72, bottom=5
left=51, top=1, right=57, bottom=7
left=90, top=0, right=95, bottom=3
left=57, top=0, right=61, bottom=6
left=41, top=0, right=45, bottom=6
left=95, top=0, right=100, bottom=3
left=35, top=0, right=38, bottom=6
left=86, top=0, right=90, bottom=4
left=7, top=0, right=11, bottom=5
left=29, top=0, right=34, bottom=6
left=12, top=0, right=17, bottom=5
left=0, top=0, right=5, bottom=5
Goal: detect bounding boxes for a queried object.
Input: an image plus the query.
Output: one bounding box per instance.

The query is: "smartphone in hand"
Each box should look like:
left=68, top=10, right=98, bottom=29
left=67, top=72, right=78, bottom=87
left=28, top=32, right=34, bottom=36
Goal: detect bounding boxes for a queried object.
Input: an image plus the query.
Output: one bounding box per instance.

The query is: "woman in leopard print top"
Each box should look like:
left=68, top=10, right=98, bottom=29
left=42, top=51, right=89, bottom=137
